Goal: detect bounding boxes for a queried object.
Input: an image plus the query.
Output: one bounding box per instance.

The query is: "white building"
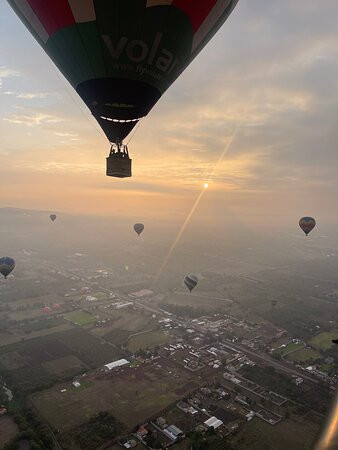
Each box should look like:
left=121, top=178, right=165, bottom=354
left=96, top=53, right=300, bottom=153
left=104, top=359, right=129, bottom=371
left=204, top=417, right=223, bottom=429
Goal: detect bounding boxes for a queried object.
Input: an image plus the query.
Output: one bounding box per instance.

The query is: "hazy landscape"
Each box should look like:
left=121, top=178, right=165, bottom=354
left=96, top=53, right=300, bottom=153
left=0, top=207, right=336, bottom=449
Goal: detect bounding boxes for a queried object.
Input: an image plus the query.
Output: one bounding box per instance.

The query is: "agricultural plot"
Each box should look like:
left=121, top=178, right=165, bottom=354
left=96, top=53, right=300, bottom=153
left=30, top=360, right=198, bottom=432
left=127, top=331, right=172, bottom=352
left=64, top=310, right=95, bottom=326
left=0, top=324, right=74, bottom=347
left=163, top=292, right=229, bottom=311
left=310, top=331, right=337, bottom=350
left=58, top=328, right=124, bottom=367
left=0, top=329, right=123, bottom=393
left=286, top=347, right=321, bottom=363
left=273, top=342, right=304, bottom=357
left=0, top=351, right=30, bottom=370
left=97, top=309, right=158, bottom=346
left=100, top=309, right=156, bottom=332
left=42, top=355, right=88, bottom=378
left=230, top=416, right=320, bottom=450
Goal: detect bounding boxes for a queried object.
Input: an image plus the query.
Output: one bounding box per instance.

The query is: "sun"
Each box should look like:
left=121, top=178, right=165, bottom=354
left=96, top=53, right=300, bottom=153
left=203, top=182, right=209, bottom=189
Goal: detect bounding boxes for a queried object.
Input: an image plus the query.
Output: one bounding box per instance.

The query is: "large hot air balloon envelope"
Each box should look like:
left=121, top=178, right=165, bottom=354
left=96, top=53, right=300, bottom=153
left=134, top=223, right=144, bottom=236
left=184, top=274, right=198, bottom=292
left=8, top=0, right=239, bottom=177
left=0, top=257, right=16, bottom=279
left=50, top=214, right=57, bottom=222
left=299, top=217, right=316, bottom=236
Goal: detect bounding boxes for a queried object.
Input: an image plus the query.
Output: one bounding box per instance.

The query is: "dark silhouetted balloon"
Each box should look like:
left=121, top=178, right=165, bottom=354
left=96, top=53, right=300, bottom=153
left=134, top=223, right=144, bottom=236
left=184, top=274, right=198, bottom=292
left=8, top=0, right=239, bottom=177
left=50, top=214, right=57, bottom=222
left=299, top=217, right=316, bottom=236
left=0, top=257, right=16, bottom=279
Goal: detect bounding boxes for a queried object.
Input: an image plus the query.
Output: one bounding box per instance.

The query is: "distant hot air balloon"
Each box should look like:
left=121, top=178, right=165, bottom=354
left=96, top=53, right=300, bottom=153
left=0, top=257, right=16, bottom=279
left=184, top=274, right=198, bottom=292
left=299, top=217, right=316, bottom=236
left=8, top=0, right=239, bottom=178
left=49, top=214, right=57, bottom=222
left=134, top=223, right=144, bottom=236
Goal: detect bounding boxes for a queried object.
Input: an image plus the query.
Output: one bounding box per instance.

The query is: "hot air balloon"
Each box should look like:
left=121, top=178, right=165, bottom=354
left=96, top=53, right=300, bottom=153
left=134, top=223, right=144, bottom=236
left=8, top=0, right=239, bottom=178
left=50, top=214, right=57, bottom=222
left=299, top=217, right=316, bottom=236
left=0, top=257, right=16, bottom=279
left=184, top=274, right=198, bottom=292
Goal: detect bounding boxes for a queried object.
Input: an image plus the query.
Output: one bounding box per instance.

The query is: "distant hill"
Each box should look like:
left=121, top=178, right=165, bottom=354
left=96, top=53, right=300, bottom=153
left=0, top=207, right=55, bottom=215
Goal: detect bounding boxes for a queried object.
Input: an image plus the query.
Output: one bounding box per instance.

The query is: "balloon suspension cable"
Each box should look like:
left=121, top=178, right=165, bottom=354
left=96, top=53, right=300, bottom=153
left=126, top=117, right=144, bottom=145
left=152, top=126, right=238, bottom=288
left=48, top=60, right=106, bottom=140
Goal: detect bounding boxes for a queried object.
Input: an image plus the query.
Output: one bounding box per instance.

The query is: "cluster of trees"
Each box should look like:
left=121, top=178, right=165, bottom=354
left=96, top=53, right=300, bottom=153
left=187, top=430, right=234, bottom=450
left=4, top=406, right=53, bottom=450
left=66, top=411, right=123, bottom=450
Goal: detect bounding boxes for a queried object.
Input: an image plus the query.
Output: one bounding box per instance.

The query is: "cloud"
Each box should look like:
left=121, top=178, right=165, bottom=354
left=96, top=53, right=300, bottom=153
left=3, top=90, right=60, bottom=100
left=0, top=67, right=19, bottom=88
left=3, top=113, right=65, bottom=126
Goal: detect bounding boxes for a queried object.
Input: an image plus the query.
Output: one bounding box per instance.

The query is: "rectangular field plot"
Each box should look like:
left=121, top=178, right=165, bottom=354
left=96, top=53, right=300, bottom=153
left=230, top=416, right=320, bottom=450
left=0, top=351, right=30, bottom=370
left=64, top=311, right=95, bottom=326
left=273, top=342, right=304, bottom=357
left=0, top=329, right=124, bottom=393
left=286, top=347, right=321, bottom=363
left=310, top=331, right=338, bottom=350
left=30, top=360, right=198, bottom=432
left=42, top=356, right=88, bottom=378
left=127, top=331, right=172, bottom=352
left=58, top=329, right=124, bottom=367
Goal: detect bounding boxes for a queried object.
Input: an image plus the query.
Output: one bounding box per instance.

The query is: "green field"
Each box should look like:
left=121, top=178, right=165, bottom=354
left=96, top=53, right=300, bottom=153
left=286, top=347, right=321, bottom=363
left=127, top=331, right=171, bottom=352
left=273, top=342, right=304, bottom=357
left=310, top=331, right=337, bottom=350
left=30, top=361, right=197, bottom=431
left=64, top=311, right=96, bottom=326
left=231, top=416, right=320, bottom=450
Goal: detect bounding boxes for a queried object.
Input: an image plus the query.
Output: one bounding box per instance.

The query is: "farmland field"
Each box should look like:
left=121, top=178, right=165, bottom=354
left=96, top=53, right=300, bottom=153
left=0, top=324, right=73, bottom=347
left=42, top=355, right=88, bottom=377
left=64, top=310, right=95, bottom=326
left=163, top=292, right=231, bottom=310
left=230, top=416, right=320, bottom=450
left=310, top=331, right=338, bottom=350
left=127, top=331, right=171, bottom=352
left=273, top=342, right=304, bottom=357
left=99, top=309, right=156, bottom=332
left=286, top=347, right=321, bottom=363
left=30, top=359, right=199, bottom=432
left=0, top=329, right=124, bottom=393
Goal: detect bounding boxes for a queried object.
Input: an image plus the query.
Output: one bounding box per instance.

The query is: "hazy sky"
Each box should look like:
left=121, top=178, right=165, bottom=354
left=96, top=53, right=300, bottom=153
left=1, top=1, right=338, bottom=227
